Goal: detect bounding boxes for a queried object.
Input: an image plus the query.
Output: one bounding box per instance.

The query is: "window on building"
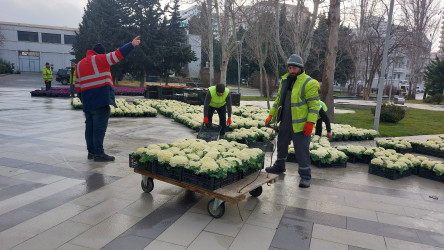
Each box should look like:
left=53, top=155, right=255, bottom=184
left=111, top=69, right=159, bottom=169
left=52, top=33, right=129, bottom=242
left=42, top=33, right=61, bottom=44
left=64, top=35, right=75, bottom=44
left=17, top=31, right=38, bottom=42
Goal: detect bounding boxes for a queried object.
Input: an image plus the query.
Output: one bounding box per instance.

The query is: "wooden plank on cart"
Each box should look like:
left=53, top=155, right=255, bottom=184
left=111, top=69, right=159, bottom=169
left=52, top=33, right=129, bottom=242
left=214, top=171, right=278, bottom=202
left=134, top=169, right=278, bottom=204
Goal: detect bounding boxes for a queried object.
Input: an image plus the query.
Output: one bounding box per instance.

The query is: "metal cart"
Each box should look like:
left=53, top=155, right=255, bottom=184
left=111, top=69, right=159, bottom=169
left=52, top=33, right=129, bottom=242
left=136, top=168, right=278, bottom=218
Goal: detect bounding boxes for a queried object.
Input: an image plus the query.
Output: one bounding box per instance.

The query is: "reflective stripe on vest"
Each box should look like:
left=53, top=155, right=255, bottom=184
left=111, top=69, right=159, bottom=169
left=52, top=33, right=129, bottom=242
left=289, top=78, right=311, bottom=108
left=77, top=55, right=114, bottom=91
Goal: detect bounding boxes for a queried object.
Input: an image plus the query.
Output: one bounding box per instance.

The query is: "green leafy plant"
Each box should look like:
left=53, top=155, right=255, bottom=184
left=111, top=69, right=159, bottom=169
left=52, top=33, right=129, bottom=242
left=371, top=103, right=406, bottom=123
left=424, top=94, right=443, bottom=104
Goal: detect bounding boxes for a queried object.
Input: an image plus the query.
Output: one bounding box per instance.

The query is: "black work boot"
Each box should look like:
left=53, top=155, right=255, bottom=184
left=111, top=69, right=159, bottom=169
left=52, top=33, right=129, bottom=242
left=94, top=153, right=115, bottom=162
left=265, top=164, right=286, bottom=174
left=87, top=153, right=95, bottom=160
left=299, top=179, right=311, bottom=188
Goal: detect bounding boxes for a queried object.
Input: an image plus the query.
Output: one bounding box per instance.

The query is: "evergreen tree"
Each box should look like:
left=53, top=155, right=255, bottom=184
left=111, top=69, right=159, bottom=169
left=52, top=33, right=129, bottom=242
left=305, top=15, right=354, bottom=85
left=156, top=0, right=197, bottom=83
left=121, top=0, right=163, bottom=85
left=424, top=56, right=444, bottom=96
left=72, top=0, right=132, bottom=83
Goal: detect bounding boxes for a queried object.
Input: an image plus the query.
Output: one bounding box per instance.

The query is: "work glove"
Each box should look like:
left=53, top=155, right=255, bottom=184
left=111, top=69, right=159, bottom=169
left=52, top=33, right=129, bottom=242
left=45, top=80, right=48, bottom=83
left=303, top=122, right=314, bottom=136
left=227, top=117, right=232, bottom=126
left=203, top=116, right=209, bottom=124
left=327, top=132, right=332, bottom=139
left=265, top=115, right=272, bottom=126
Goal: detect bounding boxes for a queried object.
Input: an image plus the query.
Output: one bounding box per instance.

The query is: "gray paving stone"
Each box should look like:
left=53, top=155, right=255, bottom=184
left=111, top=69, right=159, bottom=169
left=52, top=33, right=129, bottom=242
left=0, top=176, right=31, bottom=189
left=346, top=217, right=421, bottom=243
left=284, top=206, right=347, bottom=229
left=123, top=191, right=200, bottom=239
left=0, top=182, right=45, bottom=201
left=0, top=208, right=39, bottom=232
left=348, top=246, right=370, bottom=250
left=0, top=157, right=30, bottom=168
left=311, top=178, right=423, bottom=201
left=270, top=217, right=313, bottom=250
left=416, top=229, right=444, bottom=248
left=101, top=235, right=153, bottom=250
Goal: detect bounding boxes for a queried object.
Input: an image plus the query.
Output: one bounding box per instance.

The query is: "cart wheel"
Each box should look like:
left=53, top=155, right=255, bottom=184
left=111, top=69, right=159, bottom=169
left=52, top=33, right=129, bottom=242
left=249, top=186, right=263, bottom=197
left=207, top=198, right=225, bottom=218
left=141, top=178, right=154, bottom=193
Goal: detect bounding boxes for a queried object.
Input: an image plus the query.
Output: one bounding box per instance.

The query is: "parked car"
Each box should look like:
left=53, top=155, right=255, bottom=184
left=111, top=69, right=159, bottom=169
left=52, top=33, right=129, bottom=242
left=55, top=68, right=71, bottom=84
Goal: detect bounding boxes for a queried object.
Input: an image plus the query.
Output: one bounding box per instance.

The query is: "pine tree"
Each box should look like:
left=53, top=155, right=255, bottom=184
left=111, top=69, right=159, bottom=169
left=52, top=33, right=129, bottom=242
left=156, top=0, right=197, bottom=84
left=424, top=56, right=444, bottom=96
left=118, top=0, right=164, bottom=86
left=72, top=0, right=131, bottom=83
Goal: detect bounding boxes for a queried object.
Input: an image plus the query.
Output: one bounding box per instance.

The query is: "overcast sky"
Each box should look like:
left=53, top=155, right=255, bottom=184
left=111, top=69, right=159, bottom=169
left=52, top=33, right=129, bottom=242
left=0, top=0, right=88, bottom=28
left=0, top=0, right=441, bottom=52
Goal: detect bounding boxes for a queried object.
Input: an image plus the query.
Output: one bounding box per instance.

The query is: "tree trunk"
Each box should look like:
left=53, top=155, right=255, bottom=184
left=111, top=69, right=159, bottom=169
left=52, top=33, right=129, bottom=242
left=207, top=0, right=214, bottom=86
left=139, top=71, right=145, bottom=88
left=262, top=64, right=271, bottom=109
left=220, top=51, right=229, bottom=86
left=321, top=0, right=340, bottom=121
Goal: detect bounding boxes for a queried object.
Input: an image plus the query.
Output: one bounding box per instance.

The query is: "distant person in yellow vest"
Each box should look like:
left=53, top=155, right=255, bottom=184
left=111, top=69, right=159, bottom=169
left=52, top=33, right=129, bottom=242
left=69, top=62, right=76, bottom=97
left=42, top=62, right=53, bottom=91
left=315, top=100, right=332, bottom=139
left=203, top=84, right=232, bottom=139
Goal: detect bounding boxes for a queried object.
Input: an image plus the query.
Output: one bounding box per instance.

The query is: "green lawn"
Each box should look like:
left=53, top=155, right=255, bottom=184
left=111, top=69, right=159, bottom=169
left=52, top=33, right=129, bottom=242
left=334, top=108, right=444, bottom=137
left=241, top=96, right=277, bottom=101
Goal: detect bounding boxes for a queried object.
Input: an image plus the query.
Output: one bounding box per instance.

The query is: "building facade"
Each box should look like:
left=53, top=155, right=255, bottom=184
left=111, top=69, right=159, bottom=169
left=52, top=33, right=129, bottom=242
left=0, top=21, right=76, bottom=72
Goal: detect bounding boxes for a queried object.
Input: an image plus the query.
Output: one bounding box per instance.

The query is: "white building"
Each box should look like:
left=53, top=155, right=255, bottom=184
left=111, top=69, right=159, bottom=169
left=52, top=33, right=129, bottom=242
left=186, top=34, right=201, bottom=79
left=0, top=21, right=76, bottom=72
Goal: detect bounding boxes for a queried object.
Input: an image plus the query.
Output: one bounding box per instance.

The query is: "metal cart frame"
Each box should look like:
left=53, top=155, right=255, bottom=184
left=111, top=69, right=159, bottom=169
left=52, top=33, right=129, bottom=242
left=135, top=169, right=278, bottom=218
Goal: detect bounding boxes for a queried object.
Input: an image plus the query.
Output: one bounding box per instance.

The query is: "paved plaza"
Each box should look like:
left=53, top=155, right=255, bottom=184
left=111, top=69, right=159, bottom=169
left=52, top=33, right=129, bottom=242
left=0, top=73, right=444, bottom=250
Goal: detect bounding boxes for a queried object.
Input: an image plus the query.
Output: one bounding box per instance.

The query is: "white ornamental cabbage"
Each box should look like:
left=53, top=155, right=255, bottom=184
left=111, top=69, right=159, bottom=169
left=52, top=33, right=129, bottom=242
left=199, top=157, right=219, bottom=172
left=158, top=150, right=174, bottom=163
left=169, top=155, right=189, bottom=167
left=371, top=158, right=384, bottom=166
left=434, top=163, right=444, bottom=175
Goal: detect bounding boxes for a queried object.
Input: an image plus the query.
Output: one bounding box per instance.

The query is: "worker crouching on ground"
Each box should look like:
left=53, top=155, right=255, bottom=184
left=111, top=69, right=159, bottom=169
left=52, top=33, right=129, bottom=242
left=75, top=36, right=141, bottom=162
left=264, top=54, right=320, bottom=188
left=315, top=100, right=332, bottom=139
left=203, top=83, right=233, bottom=139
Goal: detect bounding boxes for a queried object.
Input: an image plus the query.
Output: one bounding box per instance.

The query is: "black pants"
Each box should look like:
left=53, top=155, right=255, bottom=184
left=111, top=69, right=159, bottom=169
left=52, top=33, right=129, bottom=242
left=207, top=104, right=227, bottom=136
left=70, top=84, right=76, bottom=97
left=315, top=118, right=323, bottom=136
left=45, top=81, right=52, bottom=91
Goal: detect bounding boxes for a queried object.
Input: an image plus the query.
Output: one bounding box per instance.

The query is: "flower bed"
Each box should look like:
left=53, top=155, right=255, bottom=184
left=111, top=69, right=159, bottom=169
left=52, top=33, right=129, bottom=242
left=31, top=87, right=70, bottom=97
left=309, top=144, right=348, bottom=168
left=131, top=139, right=265, bottom=190
left=114, top=87, right=145, bottom=96
left=416, top=145, right=444, bottom=158
left=368, top=164, right=411, bottom=180
left=376, top=138, right=413, bottom=154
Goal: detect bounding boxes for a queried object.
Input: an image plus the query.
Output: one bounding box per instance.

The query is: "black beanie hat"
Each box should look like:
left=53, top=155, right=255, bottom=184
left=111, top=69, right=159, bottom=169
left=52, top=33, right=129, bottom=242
left=93, top=44, right=105, bottom=54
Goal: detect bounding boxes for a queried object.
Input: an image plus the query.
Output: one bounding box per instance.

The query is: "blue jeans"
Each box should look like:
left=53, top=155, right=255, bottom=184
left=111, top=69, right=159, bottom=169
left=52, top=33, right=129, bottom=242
left=84, top=106, right=110, bottom=155
left=207, top=104, right=227, bottom=136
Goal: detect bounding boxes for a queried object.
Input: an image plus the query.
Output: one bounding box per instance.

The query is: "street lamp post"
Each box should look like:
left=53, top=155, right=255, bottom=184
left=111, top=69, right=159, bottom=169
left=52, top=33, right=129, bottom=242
left=236, top=41, right=242, bottom=93
left=374, top=0, right=395, bottom=133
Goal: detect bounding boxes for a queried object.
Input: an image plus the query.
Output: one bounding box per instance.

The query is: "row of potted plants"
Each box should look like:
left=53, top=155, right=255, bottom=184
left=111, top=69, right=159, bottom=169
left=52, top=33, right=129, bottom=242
left=130, top=139, right=265, bottom=190
left=71, top=98, right=157, bottom=117
left=287, top=136, right=349, bottom=168
left=375, top=136, right=444, bottom=158
left=30, top=87, right=71, bottom=97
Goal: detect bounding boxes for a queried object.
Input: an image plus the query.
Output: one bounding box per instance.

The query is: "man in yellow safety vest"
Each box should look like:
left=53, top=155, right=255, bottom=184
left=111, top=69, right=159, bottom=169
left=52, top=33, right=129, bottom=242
left=203, top=83, right=233, bottom=139
left=42, top=62, right=53, bottom=91
left=264, top=54, right=320, bottom=188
